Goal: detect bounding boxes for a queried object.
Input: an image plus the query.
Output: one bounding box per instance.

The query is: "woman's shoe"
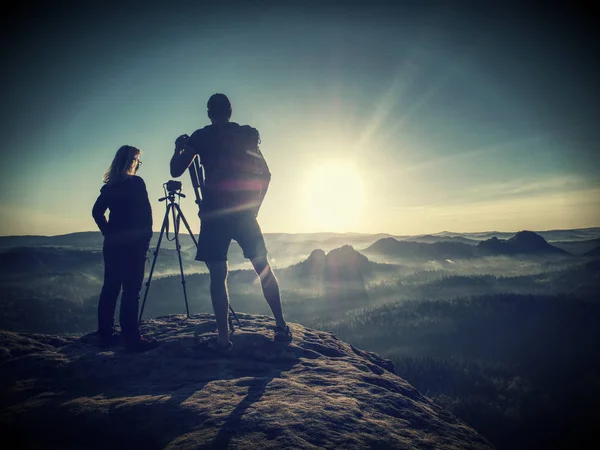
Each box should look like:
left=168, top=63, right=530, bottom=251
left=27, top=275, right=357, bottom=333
left=98, top=330, right=121, bottom=348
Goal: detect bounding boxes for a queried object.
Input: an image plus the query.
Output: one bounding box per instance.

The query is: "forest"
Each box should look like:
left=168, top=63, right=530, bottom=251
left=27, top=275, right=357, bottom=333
left=1, top=230, right=599, bottom=449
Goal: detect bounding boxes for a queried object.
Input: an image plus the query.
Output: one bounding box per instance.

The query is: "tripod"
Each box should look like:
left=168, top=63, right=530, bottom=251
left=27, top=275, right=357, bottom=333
left=138, top=184, right=195, bottom=323
left=138, top=181, right=241, bottom=333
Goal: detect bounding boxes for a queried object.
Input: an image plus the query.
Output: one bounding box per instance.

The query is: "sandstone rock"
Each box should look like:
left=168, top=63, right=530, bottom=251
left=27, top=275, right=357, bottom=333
left=0, top=314, right=493, bottom=449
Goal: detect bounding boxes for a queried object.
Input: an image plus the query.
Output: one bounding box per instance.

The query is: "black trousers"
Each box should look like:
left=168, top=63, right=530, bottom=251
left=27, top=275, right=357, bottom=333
left=98, top=238, right=149, bottom=341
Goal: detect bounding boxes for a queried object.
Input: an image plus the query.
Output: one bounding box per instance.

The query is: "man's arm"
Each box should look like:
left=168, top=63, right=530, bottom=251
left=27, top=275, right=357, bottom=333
left=170, top=146, right=197, bottom=178
left=170, top=134, right=197, bottom=178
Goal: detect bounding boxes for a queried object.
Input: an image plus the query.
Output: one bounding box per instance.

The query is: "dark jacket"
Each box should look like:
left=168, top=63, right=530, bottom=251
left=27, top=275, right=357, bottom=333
left=92, top=176, right=153, bottom=242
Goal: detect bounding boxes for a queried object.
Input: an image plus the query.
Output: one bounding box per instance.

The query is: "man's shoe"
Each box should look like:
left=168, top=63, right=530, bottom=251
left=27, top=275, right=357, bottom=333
left=274, top=325, right=292, bottom=342
left=197, top=337, right=233, bottom=357
left=124, top=336, right=160, bottom=353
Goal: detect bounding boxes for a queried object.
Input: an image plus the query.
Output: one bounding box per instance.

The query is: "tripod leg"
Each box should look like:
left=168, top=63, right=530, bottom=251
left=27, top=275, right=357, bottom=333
left=139, top=204, right=171, bottom=323
left=172, top=204, right=191, bottom=318
left=229, top=314, right=234, bottom=335
left=174, top=203, right=198, bottom=247
left=229, top=306, right=241, bottom=330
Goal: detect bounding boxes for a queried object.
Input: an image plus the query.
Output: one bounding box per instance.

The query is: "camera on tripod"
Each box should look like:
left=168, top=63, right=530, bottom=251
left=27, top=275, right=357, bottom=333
left=165, top=180, right=182, bottom=194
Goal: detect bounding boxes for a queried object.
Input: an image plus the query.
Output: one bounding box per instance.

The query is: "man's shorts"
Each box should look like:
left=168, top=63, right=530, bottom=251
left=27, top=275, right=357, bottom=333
left=195, top=212, right=268, bottom=262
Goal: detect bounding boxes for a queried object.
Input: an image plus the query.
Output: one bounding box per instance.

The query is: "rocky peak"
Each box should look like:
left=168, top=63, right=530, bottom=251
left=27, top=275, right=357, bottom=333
left=508, top=230, right=549, bottom=250
left=295, top=246, right=371, bottom=280
left=306, top=248, right=327, bottom=264
left=0, top=314, right=492, bottom=449
left=478, top=230, right=567, bottom=255
left=325, top=244, right=370, bottom=270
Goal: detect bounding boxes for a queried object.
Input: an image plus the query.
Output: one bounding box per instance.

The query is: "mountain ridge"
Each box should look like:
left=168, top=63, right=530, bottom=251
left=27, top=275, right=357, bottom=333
left=365, top=231, right=570, bottom=259
left=2, top=227, right=599, bottom=249
left=478, top=230, right=568, bottom=256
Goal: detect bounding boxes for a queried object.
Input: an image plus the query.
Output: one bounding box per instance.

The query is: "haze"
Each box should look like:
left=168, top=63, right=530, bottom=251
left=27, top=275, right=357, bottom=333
left=1, top=2, right=598, bottom=236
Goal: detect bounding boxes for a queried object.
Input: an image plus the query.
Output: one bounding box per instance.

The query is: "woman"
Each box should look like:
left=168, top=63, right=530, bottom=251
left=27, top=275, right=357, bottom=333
left=92, top=145, right=158, bottom=352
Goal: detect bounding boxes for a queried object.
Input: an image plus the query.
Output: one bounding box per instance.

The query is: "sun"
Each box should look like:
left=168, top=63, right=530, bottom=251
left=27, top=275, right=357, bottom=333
left=303, top=162, right=366, bottom=231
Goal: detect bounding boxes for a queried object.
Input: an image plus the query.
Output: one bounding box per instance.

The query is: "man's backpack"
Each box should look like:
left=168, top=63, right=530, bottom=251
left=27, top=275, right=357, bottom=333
left=201, top=123, right=270, bottom=212
left=222, top=125, right=268, bottom=178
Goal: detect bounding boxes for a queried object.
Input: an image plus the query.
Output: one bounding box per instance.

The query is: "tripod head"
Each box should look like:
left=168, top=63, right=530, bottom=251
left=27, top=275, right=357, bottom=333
left=160, top=180, right=186, bottom=203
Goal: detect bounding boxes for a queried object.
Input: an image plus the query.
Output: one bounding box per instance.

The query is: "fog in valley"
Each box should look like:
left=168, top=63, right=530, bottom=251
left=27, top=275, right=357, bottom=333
left=1, top=228, right=599, bottom=449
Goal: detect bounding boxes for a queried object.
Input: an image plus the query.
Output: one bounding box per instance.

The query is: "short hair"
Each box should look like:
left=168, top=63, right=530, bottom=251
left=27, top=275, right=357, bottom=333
left=207, top=93, right=232, bottom=120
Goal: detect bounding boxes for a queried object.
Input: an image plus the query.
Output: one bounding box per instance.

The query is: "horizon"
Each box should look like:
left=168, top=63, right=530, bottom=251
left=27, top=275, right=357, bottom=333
left=2, top=225, right=599, bottom=240
left=1, top=2, right=598, bottom=236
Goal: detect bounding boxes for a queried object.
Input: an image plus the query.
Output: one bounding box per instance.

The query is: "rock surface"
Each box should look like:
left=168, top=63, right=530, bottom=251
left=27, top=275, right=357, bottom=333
left=0, top=314, right=493, bottom=449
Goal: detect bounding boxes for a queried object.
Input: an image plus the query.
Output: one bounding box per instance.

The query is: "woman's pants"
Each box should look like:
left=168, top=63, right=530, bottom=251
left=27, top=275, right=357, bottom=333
left=98, top=238, right=149, bottom=342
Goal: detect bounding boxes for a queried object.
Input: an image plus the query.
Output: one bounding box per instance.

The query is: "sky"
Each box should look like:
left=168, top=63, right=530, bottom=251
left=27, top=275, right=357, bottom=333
left=0, top=0, right=598, bottom=236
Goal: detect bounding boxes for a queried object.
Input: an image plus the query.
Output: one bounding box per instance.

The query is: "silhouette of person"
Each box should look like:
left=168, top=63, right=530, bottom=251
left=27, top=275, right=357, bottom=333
left=92, top=145, right=159, bottom=352
left=170, top=93, right=292, bottom=351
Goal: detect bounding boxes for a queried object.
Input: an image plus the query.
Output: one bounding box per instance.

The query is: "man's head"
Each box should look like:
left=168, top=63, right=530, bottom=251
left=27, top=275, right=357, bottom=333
left=207, top=93, right=232, bottom=124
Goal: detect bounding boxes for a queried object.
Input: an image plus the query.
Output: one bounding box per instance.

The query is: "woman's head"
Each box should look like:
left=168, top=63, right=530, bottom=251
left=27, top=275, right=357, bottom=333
left=103, top=145, right=141, bottom=184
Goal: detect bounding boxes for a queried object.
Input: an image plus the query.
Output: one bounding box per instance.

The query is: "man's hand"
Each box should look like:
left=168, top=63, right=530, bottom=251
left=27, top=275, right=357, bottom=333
left=170, top=135, right=196, bottom=178
left=175, top=134, right=190, bottom=151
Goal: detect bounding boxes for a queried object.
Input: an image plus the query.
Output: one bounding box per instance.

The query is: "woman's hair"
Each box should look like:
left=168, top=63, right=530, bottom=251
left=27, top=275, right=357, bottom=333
left=103, top=145, right=141, bottom=184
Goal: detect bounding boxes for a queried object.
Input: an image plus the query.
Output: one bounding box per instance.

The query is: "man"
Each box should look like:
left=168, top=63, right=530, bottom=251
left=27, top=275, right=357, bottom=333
left=170, top=93, right=292, bottom=352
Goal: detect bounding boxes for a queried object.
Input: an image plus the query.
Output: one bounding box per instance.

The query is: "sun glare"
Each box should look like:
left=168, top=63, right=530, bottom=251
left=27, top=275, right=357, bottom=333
left=303, top=162, right=366, bottom=231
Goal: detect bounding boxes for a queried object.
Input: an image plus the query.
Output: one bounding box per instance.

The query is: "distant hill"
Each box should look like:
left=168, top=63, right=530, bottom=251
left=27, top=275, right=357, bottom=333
left=2, top=228, right=599, bottom=249
left=365, top=231, right=572, bottom=259
left=477, top=231, right=569, bottom=256
left=400, top=235, right=479, bottom=245
left=0, top=232, right=196, bottom=251
left=291, top=245, right=371, bottom=277
left=584, top=245, right=600, bottom=257
left=363, top=237, right=477, bottom=260
left=552, top=238, right=600, bottom=255
left=0, top=245, right=207, bottom=282
left=0, top=232, right=104, bottom=249
left=433, top=230, right=514, bottom=240
left=0, top=246, right=103, bottom=278
left=286, top=245, right=378, bottom=305
left=433, top=227, right=600, bottom=243
left=321, top=233, right=392, bottom=247
left=535, top=227, right=600, bottom=242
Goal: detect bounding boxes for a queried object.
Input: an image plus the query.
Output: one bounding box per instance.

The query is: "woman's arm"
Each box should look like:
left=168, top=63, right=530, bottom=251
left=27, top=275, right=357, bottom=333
left=140, top=179, right=153, bottom=231
left=92, top=192, right=109, bottom=236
